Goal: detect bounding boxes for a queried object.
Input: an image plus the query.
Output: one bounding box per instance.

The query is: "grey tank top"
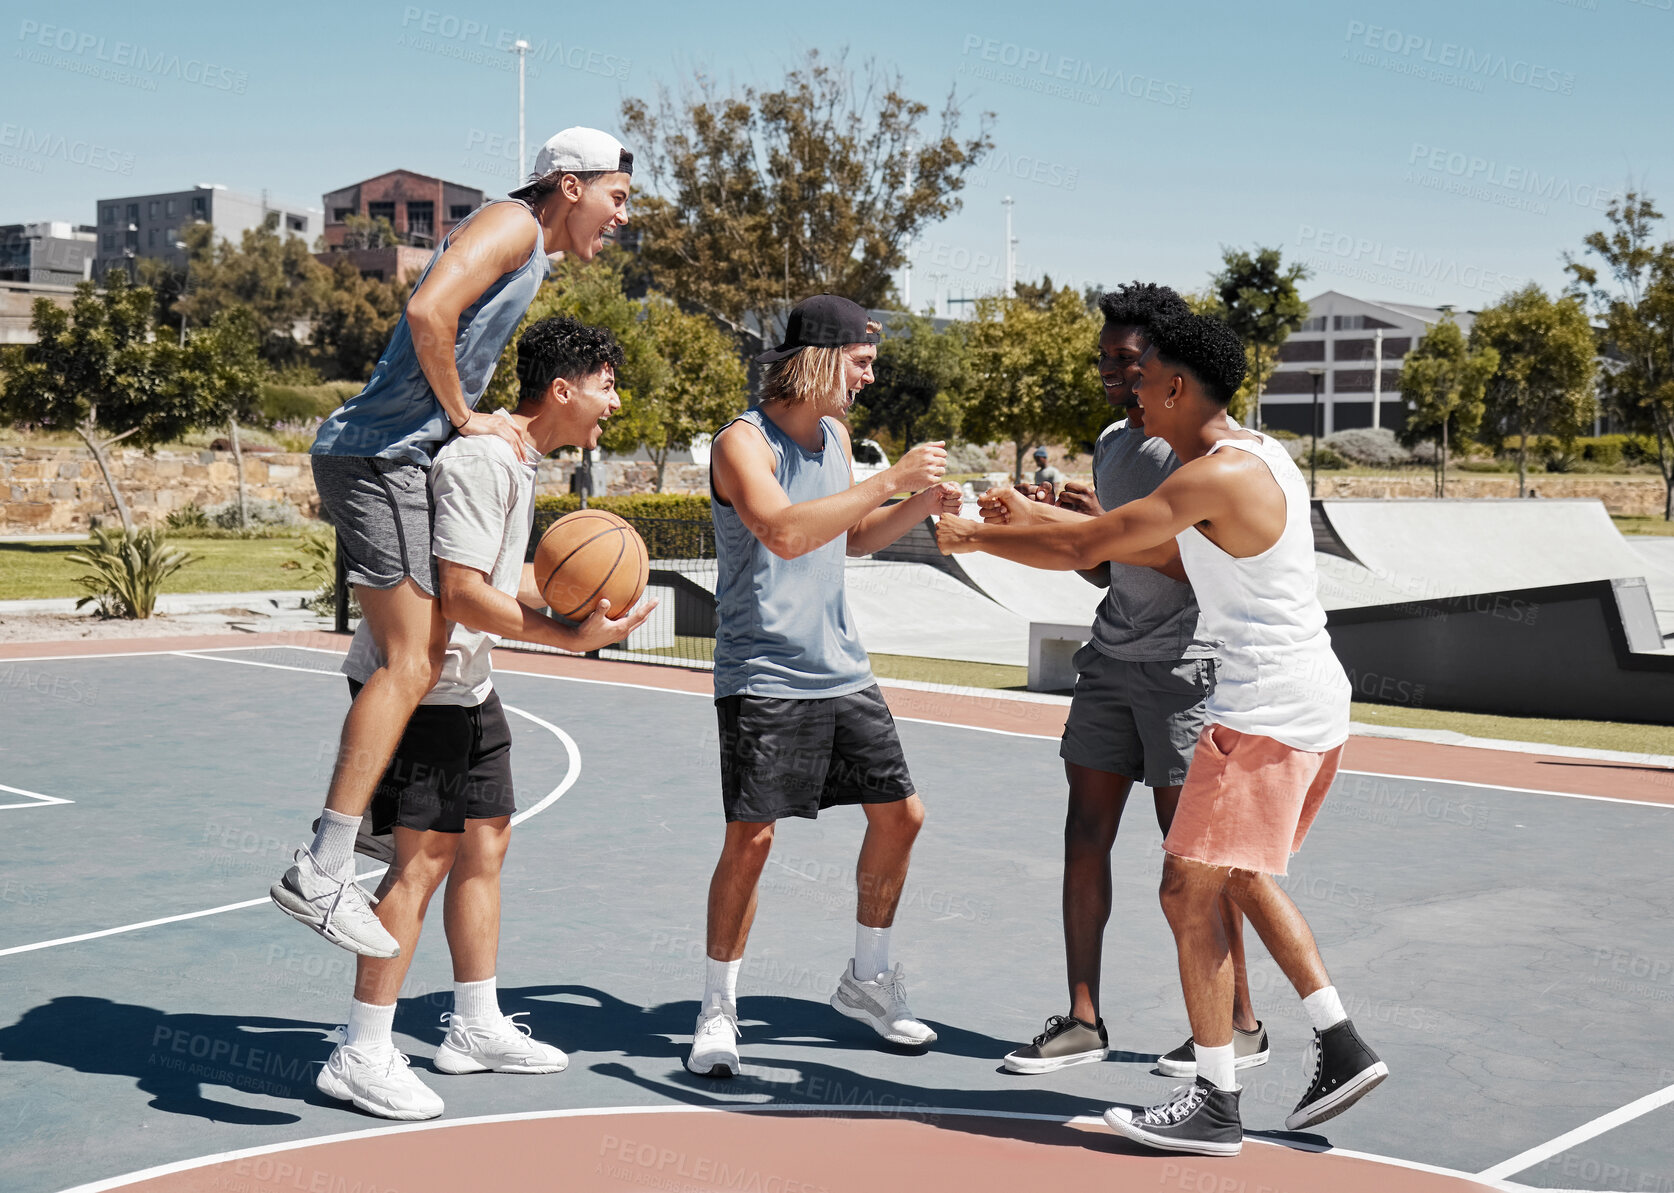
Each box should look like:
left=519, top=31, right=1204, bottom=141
left=311, top=200, right=550, bottom=467
left=711, top=407, right=874, bottom=699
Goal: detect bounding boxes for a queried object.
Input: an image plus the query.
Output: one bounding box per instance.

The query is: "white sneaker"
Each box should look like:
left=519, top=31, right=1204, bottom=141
left=316, top=1041, right=443, bottom=1120
left=831, top=962, right=937, bottom=1046
left=270, top=848, right=399, bottom=959
left=686, top=1002, right=740, bottom=1078
left=433, top=1012, right=568, bottom=1074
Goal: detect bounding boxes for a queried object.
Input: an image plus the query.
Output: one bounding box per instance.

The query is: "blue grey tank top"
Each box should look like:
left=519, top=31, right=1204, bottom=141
left=311, top=200, right=550, bottom=467
left=711, top=406, right=874, bottom=700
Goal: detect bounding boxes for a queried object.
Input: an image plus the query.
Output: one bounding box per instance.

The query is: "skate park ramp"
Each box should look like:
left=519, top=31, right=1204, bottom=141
left=843, top=559, right=1030, bottom=665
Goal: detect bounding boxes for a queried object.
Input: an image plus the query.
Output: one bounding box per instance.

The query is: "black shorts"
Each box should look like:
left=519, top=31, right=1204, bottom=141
left=716, top=685, right=916, bottom=823
left=346, top=680, right=515, bottom=833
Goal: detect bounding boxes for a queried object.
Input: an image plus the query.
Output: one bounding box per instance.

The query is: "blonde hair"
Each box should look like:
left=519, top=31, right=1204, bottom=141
left=761, top=321, right=882, bottom=406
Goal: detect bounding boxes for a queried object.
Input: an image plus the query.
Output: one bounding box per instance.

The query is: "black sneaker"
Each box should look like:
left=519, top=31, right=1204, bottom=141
left=1285, top=1019, right=1389, bottom=1130
left=1104, top=1076, right=1242, bottom=1156
left=1158, top=1022, right=1271, bottom=1077
left=1003, top=1015, right=1108, bottom=1074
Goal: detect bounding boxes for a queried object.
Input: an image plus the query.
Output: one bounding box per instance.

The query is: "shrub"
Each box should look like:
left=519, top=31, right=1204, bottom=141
left=1457, top=458, right=1514, bottom=472
left=203, top=496, right=303, bottom=529
left=1263, top=427, right=1300, bottom=440
left=945, top=442, right=995, bottom=474
left=165, top=503, right=211, bottom=532
left=68, top=526, right=197, bottom=619
left=1322, top=427, right=1411, bottom=467
left=532, top=494, right=716, bottom=560
left=293, top=526, right=362, bottom=618
left=1300, top=446, right=1348, bottom=470
left=260, top=382, right=358, bottom=424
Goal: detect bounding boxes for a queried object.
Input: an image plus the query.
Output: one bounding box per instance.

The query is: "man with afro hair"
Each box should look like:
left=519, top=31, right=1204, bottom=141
left=939, top=310, right=1385, bottom=1156
left=997, top=284, right=1267, bottom=1084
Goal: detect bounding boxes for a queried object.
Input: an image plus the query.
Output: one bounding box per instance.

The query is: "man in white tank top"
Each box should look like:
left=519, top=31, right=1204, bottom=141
left=937, top=311, right=1387, bottom=1157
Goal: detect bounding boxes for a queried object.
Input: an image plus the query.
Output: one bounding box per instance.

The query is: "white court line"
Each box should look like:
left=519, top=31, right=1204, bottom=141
left=0, top=679, right=580, bottom=959
left=1478, top=1081, right=1674, bottom=1180
left=52, top=1101, right=1531, bottom=1193
left=0, top=782, right=73, bottom=810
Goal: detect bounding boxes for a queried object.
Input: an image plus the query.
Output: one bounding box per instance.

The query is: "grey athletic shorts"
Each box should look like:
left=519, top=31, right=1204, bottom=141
left=311, top=454, right=438, bottom=597
left=1059, top=643, right=1215, bottom=789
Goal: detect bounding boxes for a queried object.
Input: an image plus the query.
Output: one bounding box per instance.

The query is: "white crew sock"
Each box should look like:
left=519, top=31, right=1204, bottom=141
left=453, top=976, right=500, bottom=1024
left=343, top=999, right=395, bottom=1056
left=854, top=924, right=891, bottom=981
left=310, top=808, right=360, bottom=878
left=1194, top=1041, right=1237, bottom=1092
left=1302, top=985, right=1348, bottom=1032
left=704, top=957, right=741, bottom=1012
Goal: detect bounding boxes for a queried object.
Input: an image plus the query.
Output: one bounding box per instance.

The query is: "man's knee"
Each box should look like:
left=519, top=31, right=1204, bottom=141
left=723, top=820, right=776, bottom=867
left=458, top=820, right=511, bottom=876
left=1158, top=854, right=1221, bottom=922
left=392, top=834, right=460, bottom=889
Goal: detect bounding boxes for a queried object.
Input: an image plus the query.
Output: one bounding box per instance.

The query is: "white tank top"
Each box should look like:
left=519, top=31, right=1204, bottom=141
left=1175, top=433, right=1350, bottom=752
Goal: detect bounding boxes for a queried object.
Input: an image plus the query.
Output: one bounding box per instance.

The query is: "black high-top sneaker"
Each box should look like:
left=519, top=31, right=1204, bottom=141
left=1104, top=1076, right=1243, bottom=1156
left=1286, top=1018, right=1389, bottom=1130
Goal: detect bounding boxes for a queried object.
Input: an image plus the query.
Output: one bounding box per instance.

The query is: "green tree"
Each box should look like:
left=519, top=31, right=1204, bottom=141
left=621, top=49, right=993, bottom=345
left=1206, top=246, right=1312, bottom=429
left=168, top=307, right=268, bottom=527
left=177, top=214, right=329, bottom=373
left=337, top=213, right=400, bottom=250
left=851, top=312, right=970, bottom=449
left=963, top=284, right=1105, bottom=481
left=0, top=273, right=210, bottom=532
left=1398, top=317, right=1499, bottom=496
left=311, top=255, right=414, bottom=382
left=1566, top=191, right=1674, bottom=519
left=1471, top=284, right=1597, bottom=497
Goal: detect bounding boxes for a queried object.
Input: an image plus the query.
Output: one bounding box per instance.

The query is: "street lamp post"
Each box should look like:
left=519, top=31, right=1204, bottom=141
left=173, top=240, right=189, bottom=346
left=1307, top=367, right=1326, bottom=497
left=512, top=40, right=529, bottom=182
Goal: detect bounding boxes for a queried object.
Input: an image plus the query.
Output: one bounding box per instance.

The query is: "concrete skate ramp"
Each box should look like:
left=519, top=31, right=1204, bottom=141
left=844, top=559, right=1030, bottom=666
left=1319, top=498, right=1674, bottom=638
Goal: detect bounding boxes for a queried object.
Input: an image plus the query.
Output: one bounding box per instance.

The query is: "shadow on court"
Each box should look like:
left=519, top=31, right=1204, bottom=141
left=0, top=996, right=334, bottom=1126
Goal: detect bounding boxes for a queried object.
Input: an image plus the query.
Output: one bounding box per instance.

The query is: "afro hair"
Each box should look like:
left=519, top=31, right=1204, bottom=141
left=1146, top=311, right=1248, bottom=406
left=1096, top=281, right=1193, bottom=333
left=515, top=315, right=626, bottom=407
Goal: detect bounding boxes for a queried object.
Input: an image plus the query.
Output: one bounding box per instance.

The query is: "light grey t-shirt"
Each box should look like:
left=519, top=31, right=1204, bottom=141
left=344, top=413, right=538, bottom=705
left=1087, top=420, right=1216, bottom=663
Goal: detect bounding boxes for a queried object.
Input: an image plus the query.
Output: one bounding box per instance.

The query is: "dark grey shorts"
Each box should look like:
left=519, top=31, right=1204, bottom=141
left=1059, top=644, right=1215, bottom=789
left=311, top=454, right=438, bottom=597
left=716, top=685, right=916, bottom=823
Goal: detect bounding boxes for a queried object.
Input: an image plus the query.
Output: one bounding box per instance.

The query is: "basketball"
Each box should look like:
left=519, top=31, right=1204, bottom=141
left=533, top=510, right=649, bottom=621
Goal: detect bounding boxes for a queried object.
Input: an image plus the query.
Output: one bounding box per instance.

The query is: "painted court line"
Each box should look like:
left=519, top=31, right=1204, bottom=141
left=0, top=782, right=73, bottom=810
left=53, top=1102, right=1529, bottom=1193
left=1478, top=1081, right=1674, bottom=1181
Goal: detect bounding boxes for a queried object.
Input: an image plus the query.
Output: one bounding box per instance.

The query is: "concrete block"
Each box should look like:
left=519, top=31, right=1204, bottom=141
left=1028, top=621, right=1090, bottom=692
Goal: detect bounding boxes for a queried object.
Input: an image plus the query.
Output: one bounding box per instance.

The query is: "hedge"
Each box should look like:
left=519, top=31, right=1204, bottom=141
left=531, top=494, right=715, bottom=560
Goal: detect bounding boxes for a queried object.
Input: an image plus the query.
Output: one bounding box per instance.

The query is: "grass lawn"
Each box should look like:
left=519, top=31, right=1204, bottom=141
left=1613, top=514, right=1674, bottom=537
left=1348, top=701, right=1674, bottom=756
left=0, top=537, right=316, bottom=600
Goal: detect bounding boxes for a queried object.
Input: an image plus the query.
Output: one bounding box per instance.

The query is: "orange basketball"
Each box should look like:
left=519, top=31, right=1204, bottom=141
left=533, top=510, right=649, bottom=621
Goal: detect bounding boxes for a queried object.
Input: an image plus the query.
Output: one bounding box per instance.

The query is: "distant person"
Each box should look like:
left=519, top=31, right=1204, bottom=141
left=1032, top=446, right=1065, bottom=495
left=994, top=283, right=1265, bottom=1083
left=939, top=310, right=1386, bottom=1157
left=316, top=317, right=653, bottom=1120
left=276, top=129, right=633, bottom=959
left=688, top=294, right=962, bottom=1079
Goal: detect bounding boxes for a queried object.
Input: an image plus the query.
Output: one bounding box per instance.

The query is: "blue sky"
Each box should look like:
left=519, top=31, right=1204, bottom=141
left=4, top=0, right=1668, bottom=311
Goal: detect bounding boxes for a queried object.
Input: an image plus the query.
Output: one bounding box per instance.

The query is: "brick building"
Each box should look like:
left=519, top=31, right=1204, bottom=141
left=320, top=170, right=483, bottom=251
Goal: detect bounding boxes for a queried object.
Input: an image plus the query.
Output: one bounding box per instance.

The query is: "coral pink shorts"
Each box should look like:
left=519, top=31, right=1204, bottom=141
left=1163, top=724, right=1343, bottom=876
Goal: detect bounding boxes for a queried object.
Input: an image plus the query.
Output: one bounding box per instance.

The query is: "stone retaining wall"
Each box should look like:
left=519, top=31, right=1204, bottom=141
left=1, top=446, right=712, bottom=533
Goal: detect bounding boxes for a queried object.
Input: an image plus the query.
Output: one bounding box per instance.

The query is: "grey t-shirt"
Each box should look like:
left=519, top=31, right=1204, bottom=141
left=1033, top=465, right=1065, bottom=487
left=1087, top=420, right=1216, bottom=663
left=344, top=414, right=538, bottom=705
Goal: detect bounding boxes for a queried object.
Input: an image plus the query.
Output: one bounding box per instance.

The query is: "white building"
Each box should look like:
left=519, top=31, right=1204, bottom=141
left=93, top=185, right=321, bottom=279
left=1259, top=291, right=1476, bottom=436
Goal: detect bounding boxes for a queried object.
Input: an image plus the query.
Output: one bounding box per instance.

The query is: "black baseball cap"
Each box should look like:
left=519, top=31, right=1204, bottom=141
left=758, top=295, right=880, bottom=364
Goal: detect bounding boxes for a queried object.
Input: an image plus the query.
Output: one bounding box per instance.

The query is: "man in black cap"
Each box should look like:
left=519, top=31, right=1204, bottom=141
left=687, top=294, right=962, bottom=1079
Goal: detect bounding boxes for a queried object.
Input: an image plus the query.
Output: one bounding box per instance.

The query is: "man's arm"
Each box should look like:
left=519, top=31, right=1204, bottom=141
left=938, top=458, right=1231, bottom=571
left=833, top=422, right=961, bottom=555
left=712, top=421, right=946, bottom=560
left=439, top=559, right=653, bottom=652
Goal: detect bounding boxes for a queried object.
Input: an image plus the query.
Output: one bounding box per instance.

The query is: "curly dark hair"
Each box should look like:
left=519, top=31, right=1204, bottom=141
left=515, top=315, right=626, bottom=406
left=1096, top=281, right=1192, bottom=333
left=1146, top=311, right=1248, bottom=406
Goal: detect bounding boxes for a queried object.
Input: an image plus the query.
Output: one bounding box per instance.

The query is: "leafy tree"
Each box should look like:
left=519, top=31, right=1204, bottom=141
left=1206, top=246, right=1312, bottom=429
left=621, top=49, right=993, bottom=345
left=1471, top=284, right=1597, bottom=497
left=168, top=307, right=268, bottom=527
left=337, top=213, right=400, bottom=250
left=1566, top=191, right=1674, bottom=519
left=851, top=312, right=970, bottom=449
left=1398, top=317, right=1498, bottom=496
left=0, top=273, right=210, bottom=532
left=311, top=255, right=414, bottom=381
left=963, top=283, right=1105, bottom=481
left=177, top=213, right=329, bottom=372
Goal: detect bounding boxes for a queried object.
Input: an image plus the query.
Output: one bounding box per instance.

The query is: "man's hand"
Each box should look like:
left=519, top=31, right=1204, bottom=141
left=918, top=481, right=963, bottom=518
left=935, top=513, right=983, bottom=555
left=977, top=486, right=1048, bottom=526
left=1056, top=480, right=1105, bottom=517
left=567, top=596, right=659, bottom=652
left=1013, top=482, right=1054, bottom=504
left=886, top=441, right=948, bottom=492
left=457, top=409, right=533, bottom=458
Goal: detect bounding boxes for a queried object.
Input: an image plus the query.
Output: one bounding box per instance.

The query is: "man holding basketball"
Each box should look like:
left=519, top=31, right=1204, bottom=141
left=316, top=317, right=653, bottom=1120
left=1000, top=284, right=1267, bottom=1081
left=688, top=294, right=962, bottom=1079
left=938, top=310, right=1386, bottom=1155
left=277, top=129, right=634, bottom=959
